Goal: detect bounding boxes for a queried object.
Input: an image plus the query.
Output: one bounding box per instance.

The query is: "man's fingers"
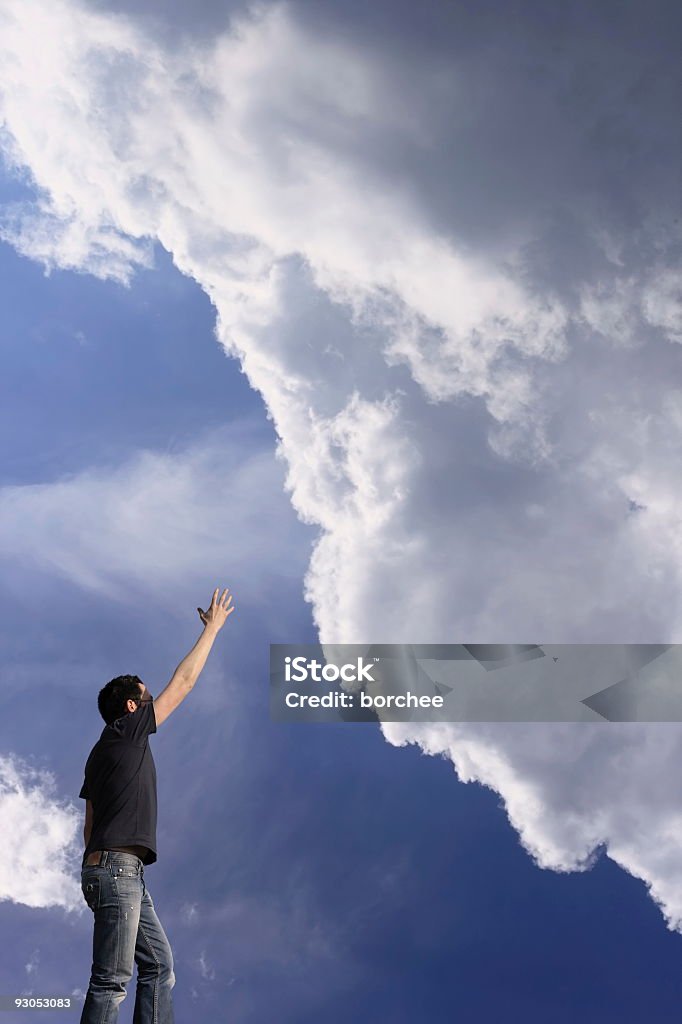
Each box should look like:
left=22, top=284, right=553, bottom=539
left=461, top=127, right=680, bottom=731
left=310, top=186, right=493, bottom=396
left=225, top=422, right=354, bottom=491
left=203, top=587, right=233, bottom=620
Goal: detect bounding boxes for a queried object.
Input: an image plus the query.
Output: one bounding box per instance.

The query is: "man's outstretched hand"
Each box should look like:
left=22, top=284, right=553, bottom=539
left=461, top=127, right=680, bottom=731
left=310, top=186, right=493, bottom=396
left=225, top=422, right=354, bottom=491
left=197, top=587, right=234, bottom=632
left=153, top=588, right=235, bottom=727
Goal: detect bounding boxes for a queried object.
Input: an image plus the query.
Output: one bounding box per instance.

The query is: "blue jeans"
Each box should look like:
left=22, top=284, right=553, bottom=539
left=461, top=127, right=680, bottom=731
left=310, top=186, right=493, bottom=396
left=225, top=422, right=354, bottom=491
left=80, top=851, right=175, bottom=1023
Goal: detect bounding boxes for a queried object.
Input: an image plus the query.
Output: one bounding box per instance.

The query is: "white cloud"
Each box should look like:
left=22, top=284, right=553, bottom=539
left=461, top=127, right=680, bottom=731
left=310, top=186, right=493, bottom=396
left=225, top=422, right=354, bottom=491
left=642, top=268, right=682, bottom=344
left=0, top=0, right=570, bottom=455
left=0, top=754, right=81, bottom=911
left=580, top=275, right=642, bottom=347
left=197, top=950, right=216, bottom=981
left=0, top=195, right=155, bottom=284
left=1, top=0, right=681, bottom=933
left=0, top=423, right=309, bottom=610
left=25, top=948, right=40, bottom=975
left=580, top=263, right=682, bottom=348
left=180, top=902, right=199, bottom=924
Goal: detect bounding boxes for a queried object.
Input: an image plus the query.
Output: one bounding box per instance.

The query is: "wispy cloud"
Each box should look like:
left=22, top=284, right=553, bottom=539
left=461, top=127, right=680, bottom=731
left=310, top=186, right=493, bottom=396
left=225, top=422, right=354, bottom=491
left=180, top=902, right=199, bottom=924
left=0, top=422, right=309, bottom=610
left=24, top=948, right=40, bottom=975
left=197, top=950, right=216, bottom=980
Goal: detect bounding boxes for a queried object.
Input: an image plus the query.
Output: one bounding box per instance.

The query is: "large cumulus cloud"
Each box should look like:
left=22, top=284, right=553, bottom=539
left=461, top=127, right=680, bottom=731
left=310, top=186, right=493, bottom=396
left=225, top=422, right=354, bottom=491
left=1, top=0, right=681, bottom=927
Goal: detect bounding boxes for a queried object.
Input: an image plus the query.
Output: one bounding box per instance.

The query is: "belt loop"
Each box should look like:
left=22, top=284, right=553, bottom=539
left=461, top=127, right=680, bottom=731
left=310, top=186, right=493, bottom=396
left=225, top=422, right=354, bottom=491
left=101, top=850, right=109, bottom=868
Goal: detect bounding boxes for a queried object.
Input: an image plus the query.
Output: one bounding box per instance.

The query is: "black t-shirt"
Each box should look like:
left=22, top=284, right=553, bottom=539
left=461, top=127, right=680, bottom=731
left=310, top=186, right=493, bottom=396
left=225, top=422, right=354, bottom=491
left=79, top=701, right=158, bottom=866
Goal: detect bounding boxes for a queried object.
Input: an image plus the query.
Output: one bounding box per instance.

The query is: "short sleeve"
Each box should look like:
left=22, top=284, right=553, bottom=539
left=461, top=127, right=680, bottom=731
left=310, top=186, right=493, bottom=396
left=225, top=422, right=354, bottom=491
left=79, top=779, right=89, bottom=800
left=115, top=701, right=157, bottom=744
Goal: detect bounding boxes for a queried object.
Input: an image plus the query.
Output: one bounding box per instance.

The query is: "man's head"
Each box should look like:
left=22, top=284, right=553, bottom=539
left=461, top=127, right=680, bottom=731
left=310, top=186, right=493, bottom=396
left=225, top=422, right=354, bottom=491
left=97, top=675, right=153, bottom=724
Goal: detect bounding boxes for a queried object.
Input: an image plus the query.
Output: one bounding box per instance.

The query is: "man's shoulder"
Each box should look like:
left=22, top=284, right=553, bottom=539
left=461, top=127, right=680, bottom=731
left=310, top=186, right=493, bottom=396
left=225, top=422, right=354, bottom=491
left=110, top=703, right=156, bottom=745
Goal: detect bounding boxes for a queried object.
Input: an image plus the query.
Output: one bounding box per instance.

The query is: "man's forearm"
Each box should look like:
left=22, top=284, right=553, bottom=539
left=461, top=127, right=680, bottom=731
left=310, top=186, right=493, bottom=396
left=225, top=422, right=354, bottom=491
left=171, top=624, right=220, bottom=688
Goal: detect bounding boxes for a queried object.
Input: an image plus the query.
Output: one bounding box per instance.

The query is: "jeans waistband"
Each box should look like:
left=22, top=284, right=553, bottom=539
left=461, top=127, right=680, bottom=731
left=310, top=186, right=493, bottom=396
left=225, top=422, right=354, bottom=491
left=82, top=850, right=143, bottom=872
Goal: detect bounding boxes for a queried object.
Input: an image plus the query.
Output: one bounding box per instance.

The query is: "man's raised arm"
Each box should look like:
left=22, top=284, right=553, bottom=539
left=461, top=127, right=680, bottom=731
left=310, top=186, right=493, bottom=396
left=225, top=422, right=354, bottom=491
left=153, top=587, right=234, bottom=727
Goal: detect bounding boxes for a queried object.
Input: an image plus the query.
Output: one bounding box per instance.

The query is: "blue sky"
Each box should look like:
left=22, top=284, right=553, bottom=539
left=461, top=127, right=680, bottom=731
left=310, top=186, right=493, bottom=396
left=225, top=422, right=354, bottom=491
left=0, top=0, right=681, bottom=1021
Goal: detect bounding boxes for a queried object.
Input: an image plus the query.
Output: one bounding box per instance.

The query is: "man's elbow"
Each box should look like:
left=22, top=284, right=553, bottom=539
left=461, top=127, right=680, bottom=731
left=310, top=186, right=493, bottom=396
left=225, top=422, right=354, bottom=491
left=173, top=673, right=196, bottom=693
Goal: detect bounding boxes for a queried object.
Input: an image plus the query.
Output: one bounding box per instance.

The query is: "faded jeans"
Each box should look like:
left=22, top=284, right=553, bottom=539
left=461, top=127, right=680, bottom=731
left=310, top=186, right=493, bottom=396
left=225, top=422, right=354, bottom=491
left=80, top=851, right=175, bottom=1023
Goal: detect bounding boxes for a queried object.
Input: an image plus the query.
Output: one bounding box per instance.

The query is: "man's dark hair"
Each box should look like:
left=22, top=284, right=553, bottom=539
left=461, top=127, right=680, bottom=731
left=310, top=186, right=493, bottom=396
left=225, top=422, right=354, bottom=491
left=98, top=675, right=144, bottom=724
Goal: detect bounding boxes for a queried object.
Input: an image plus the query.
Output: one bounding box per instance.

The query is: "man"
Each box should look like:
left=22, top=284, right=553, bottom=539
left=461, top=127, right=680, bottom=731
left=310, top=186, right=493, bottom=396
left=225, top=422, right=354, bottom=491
left=78, top=587, right=234, bottom=1024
